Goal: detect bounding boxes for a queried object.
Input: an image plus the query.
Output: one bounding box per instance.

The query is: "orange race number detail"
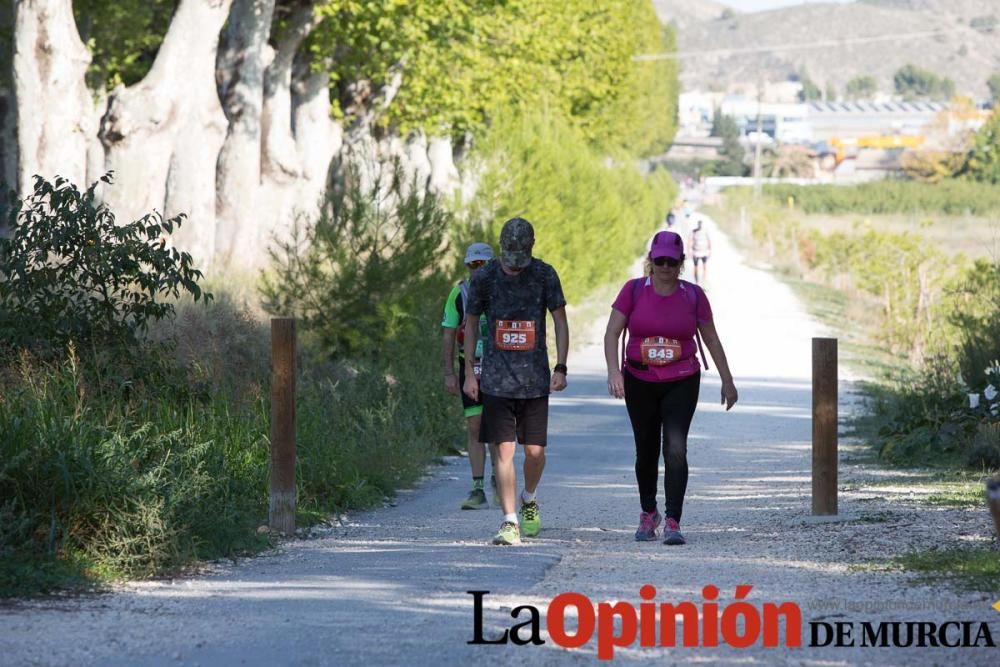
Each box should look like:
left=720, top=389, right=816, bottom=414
left=495, top=320, right=536, bottom=351
left=640, top=337, right=682, bottom=365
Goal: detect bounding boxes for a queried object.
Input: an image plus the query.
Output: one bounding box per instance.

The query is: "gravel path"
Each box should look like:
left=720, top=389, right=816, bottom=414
left=2, top=219, right=997, bottom=666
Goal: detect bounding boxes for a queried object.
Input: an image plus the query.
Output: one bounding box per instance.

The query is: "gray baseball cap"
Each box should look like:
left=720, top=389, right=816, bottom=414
left=464, top=242, right=493, bottom=264
left=499, top=217, right=534, bottom=269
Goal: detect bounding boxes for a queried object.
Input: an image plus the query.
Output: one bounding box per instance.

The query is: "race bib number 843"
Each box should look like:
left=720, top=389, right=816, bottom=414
left=495, top=320, right=536, bottom=351
left=640, top=336, right=682, bottom=365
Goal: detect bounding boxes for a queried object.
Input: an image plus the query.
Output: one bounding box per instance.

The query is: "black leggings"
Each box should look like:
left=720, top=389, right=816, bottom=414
left=624, top=370, right=701, bottom=520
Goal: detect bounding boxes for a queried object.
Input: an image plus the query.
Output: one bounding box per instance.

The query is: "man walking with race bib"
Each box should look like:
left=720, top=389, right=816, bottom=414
left=462, top=218, right=569, bottom=546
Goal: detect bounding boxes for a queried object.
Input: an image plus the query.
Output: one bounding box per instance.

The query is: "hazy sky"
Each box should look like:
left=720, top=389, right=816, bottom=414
left=717, top=0, right=854, bottom=11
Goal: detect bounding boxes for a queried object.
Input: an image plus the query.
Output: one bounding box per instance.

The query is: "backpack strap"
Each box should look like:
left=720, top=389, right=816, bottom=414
left=455, top=279, right=468, bottom=353
left=681, top=280, right=710, bottom=371
left=620, top=277, right=644, bottom=369
left=458, top=279, right=469, bottom=318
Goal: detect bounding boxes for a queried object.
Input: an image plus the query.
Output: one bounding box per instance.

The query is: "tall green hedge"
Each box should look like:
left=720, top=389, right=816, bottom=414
left=461, top=111, right=674, bottom=304
left=758, top=180, right=1000, bottom=216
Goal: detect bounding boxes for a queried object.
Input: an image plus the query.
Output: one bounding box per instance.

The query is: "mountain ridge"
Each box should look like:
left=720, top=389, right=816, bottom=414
left=657, top=0, right=1000, bottom=99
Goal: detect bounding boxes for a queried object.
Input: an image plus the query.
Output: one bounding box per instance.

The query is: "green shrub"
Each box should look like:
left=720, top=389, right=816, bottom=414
left=963, top=107, right=1000, bottom=185
left=262, top=165, right=450, bottom=359
left=968, top=422, right=1000, bottom=468
left=261, top=169, right=464, bottom=507
left=0, top=344, right=269, bottom=587
left=0, top=174, right=208, bottom=355
left=296, top=336, right=464, bottom=511
left=864, top=360, right=979, bottom=465
left=948, top=260, right=1000, bottom=386
left=893, top=64, right=954, bottom=101
left=461, top=110, right=674, bottom=303
left=856, top=261, right=999, bottom=468
left=0, top=291, right=463, bottom=597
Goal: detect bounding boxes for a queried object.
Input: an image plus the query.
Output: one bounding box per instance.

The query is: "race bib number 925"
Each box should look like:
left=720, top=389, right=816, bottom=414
left=495, top=320, right=536, bottom=351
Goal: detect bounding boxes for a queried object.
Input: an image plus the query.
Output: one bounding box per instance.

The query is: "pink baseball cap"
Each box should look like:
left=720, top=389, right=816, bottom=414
left=650, top=230, right=684, bottom=260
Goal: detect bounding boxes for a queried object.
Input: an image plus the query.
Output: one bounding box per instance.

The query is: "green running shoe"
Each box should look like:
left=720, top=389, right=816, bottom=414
left=461, top=488, right=488, bottom=510
left=520, top=500, right=541, bottom=537
left=493, top=521, right=521, bottom=545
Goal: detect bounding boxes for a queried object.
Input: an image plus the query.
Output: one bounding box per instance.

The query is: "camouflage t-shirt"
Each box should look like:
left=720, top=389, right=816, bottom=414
left=465, top=258, right=567, bottom=399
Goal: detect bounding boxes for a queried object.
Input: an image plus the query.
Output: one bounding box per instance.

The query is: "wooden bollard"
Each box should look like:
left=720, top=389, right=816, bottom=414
left=269, top=318, right=297, bottom=535
left=812, top=337, right=838, bottom=516
left=987, top=479, right=1000, bottom=545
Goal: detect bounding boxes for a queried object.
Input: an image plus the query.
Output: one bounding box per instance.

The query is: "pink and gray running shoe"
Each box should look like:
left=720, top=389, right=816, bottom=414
left=662, top=517, right=686, bottom=545
left=634, top=510, right=661, bottom=541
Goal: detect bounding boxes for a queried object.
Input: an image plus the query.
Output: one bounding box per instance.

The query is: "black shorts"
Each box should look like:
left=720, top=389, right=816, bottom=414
left=458, top=361, right=483, bottom=417
left=692, top=255, right=709, bottom=265
left=480, top=394, right=549, bottom=446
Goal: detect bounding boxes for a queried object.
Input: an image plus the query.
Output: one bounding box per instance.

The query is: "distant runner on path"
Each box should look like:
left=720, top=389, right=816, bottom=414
left=687, top=214, right=713, bottom=285
left=603, top=230, right=737, bottom=546
left=665, top=210, right=678, bottom=230
left=462, top=217, right=569, bottom=546
left=441, top=242, right=499, bottom=509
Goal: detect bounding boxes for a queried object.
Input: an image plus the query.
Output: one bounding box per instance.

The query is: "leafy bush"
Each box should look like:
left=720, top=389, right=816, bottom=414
left=949, top=260, right=1000, bottom=386
left=261, top=168, right=465, bottom=504
left=846, top=75, right=878, bottom=100
left=0, top=174, right=208, bottom=356
left=797, top=69, right=822, bottom=102
left=989, top=73, right=1000, bottom=105
left=709, top=109, right=748, bottom=177
left=848, top=262, right=999, bottom=468
left=296, top=340, right=464, bottom=511
left=963, top=107, right=1000, bottom=185
left=894, top=64, right=954, bottom=100
left=262, top=166, right=449, bottom=359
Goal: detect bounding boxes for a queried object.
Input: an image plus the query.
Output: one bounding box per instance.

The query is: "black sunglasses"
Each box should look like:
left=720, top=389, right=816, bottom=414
left=653, top=257, right=680, bottom=267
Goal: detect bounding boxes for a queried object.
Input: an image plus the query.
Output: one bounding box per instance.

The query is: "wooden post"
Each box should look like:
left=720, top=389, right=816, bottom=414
left=269, top=318, right=297, bottom=535
left=812, top=337, right=838, bottom=515
left=987, top=479, right=1000, bottom=545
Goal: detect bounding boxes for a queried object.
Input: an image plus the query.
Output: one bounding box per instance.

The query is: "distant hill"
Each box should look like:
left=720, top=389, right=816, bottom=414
left=657, top=0, right=1000, bottom=100
left=649, top=0, right=729, bottom=29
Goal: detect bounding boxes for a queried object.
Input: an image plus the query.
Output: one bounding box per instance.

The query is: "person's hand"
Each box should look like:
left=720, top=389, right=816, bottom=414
left=550, top=370, right=567, bottom=392
left=721, top=380, right=738, bottom=411
left=607, top=369, right=625, bottom=399
left=443, top=373, right=459, bottom=396
left=463, top=373, right=479, bottom=402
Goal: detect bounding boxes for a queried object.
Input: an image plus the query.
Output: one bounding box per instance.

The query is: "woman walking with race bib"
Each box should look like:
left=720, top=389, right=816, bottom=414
left=603, top=231, right=737, bottom=545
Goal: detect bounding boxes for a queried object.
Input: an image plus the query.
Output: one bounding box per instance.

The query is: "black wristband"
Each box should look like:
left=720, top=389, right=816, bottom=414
left=553, top=363, right=568, bottom=375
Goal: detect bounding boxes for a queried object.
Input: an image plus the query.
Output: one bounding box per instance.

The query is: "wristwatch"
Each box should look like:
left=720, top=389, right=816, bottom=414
left=553, top=363, right=568, bottom=375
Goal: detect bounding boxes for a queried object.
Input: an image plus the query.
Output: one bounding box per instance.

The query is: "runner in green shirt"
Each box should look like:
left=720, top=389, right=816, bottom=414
left=442, top=242, right=498, bottom=509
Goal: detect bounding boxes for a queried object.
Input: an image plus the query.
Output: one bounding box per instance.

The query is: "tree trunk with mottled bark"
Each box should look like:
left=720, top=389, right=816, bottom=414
left=1, top=2, right=15, bottom=225
left=99, top=0, right=232, bottom=269
left=214, top=0, right=276, bottom=270
left=13, top=0, right=92, bottom=191
left=258, top=3, right=328, bottom=248
left=291, top=63, right=342, bottom=224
